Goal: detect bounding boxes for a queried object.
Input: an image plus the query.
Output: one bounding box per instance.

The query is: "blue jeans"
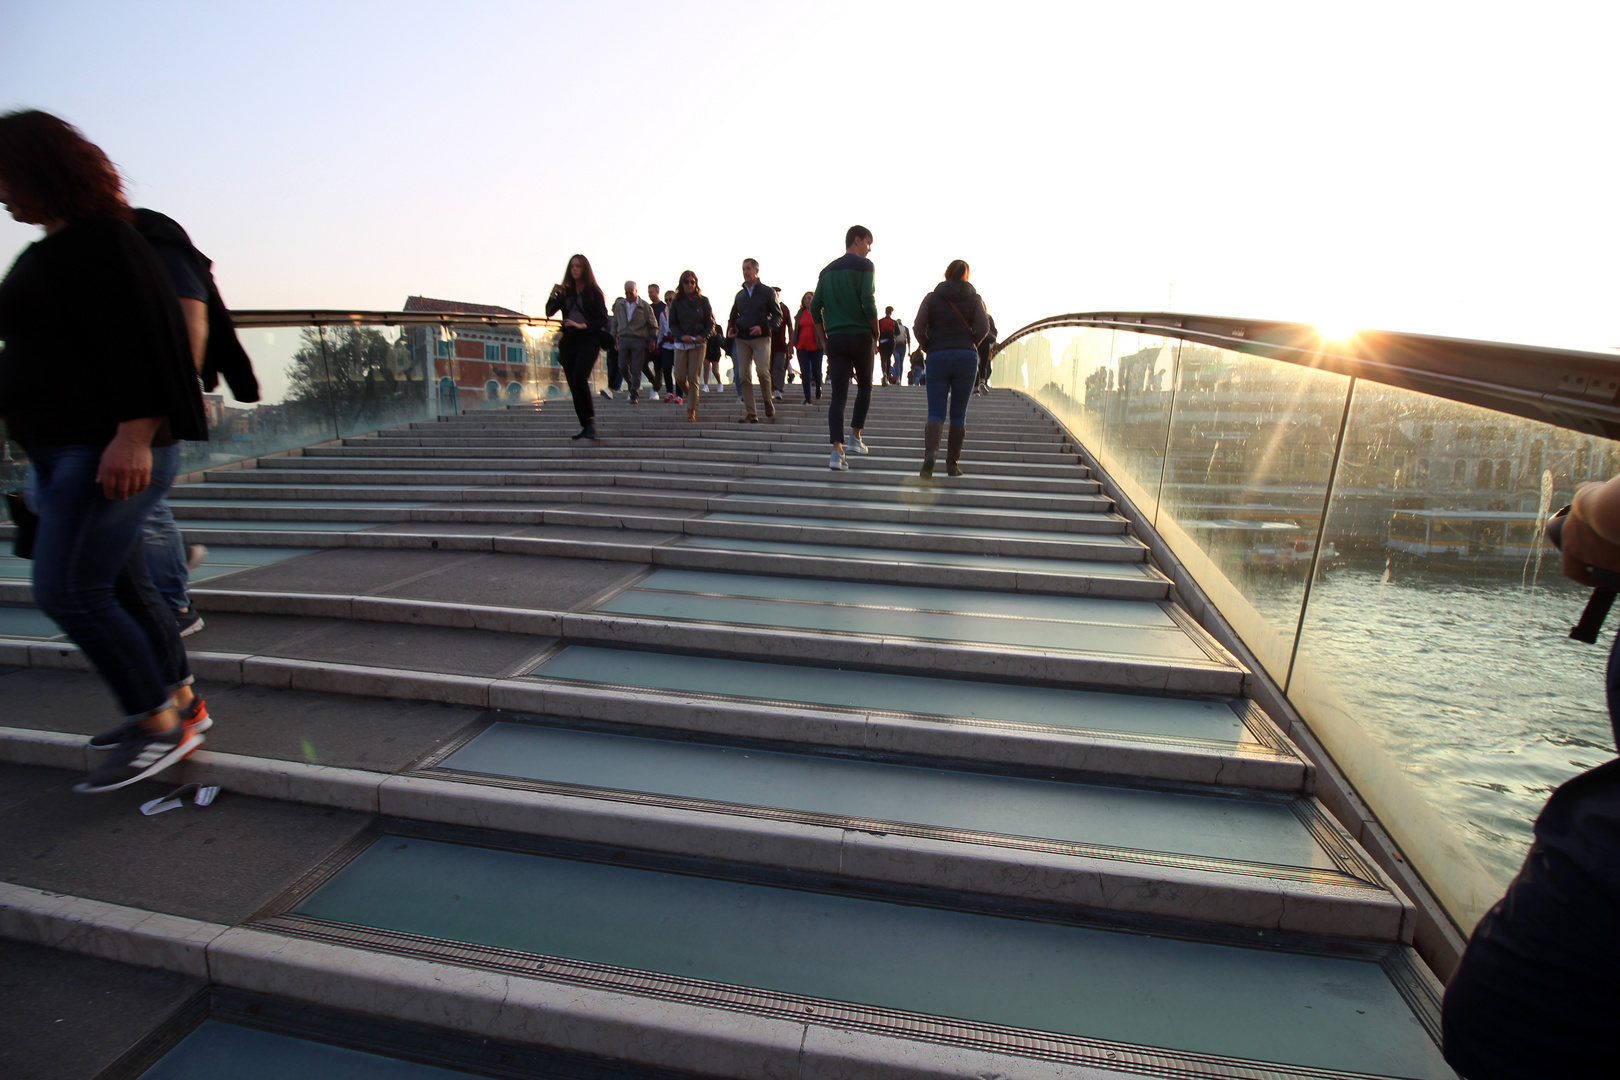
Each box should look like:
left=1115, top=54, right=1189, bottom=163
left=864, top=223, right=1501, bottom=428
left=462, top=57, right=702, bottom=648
left=925, top=349, right=978, bottom=425
left=143, top=499, right=189, bottom=612
left=798, top=348, right=822, bottom=400
left=25, top=442, right=191, bottom=720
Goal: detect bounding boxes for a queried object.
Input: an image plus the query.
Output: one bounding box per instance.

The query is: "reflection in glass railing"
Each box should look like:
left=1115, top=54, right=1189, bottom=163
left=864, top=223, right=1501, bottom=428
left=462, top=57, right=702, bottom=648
left=996, top=325, right=1616, bottom=932
left=2, top=312, right=594, bottom=505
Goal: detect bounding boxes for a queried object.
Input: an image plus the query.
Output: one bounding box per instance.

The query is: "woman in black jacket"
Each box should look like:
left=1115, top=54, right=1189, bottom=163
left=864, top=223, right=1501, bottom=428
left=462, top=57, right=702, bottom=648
left=544, top=253, right=608, bottom=439
left=912, top=260, right=990, bottom=478
left=667, top=270, right=715, bottom=421
left=0, top=110, right=209, bottom=793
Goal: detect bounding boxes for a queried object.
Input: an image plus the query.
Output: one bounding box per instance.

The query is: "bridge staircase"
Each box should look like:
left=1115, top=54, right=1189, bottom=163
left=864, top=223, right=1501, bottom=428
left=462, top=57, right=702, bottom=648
left=0, top=390, right=1455, bottom=1079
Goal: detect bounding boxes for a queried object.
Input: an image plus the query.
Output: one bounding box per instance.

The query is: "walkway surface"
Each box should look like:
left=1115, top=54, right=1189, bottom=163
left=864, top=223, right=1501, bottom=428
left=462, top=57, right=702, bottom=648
left=0, top=389, right=1456, bottom=1080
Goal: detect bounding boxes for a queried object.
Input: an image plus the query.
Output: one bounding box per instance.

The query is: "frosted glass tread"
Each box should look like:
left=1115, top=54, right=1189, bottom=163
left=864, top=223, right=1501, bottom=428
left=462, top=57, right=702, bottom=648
left=0, top=605, right=62, bottom=638
left=705, top=511, right=1138, bottom=544
left=621, top=570, right=1172, bottom=625
left=140, top=1021, right=476, bottom=1079
left=532, top=645, right=1258, bottom=745
left=294, top=839, right=1450, bottom=1078
left=180, top=520, right=369, bottom=532
left=718, top=493, right=1117, bottom=521
left=676, top=535, right=1147, bottom=577
left=444, top=722, right=1327, bottom=868
left=599, top=591, right=1212, bottom=661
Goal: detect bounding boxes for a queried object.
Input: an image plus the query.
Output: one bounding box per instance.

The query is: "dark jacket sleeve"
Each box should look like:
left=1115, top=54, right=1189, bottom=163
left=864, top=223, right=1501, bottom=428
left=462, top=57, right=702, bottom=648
left=133, top=209, right=260, bottom=402
left=585, top=289, right=608, bottom=332
left=914, top=296, right=932, bottom=350
left=544, top=292, right=563, bottom=317
left=727, top=291, right=742, bottom=334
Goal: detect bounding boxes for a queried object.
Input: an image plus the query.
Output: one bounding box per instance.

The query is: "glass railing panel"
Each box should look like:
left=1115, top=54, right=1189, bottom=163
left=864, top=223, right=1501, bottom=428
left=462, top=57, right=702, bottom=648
left=182, top=324, right=340, bottom=477
left=1287, top=383, right=1620, bottom=929
left=1154, top=345, right=1351, bottom=681
left=314, top=324, right=434, bottom=438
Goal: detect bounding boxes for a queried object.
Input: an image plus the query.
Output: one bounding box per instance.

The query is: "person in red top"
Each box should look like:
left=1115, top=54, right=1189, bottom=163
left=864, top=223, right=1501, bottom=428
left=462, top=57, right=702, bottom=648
left=878, top=306, right=898, bottom=385
left=794, top=291, right=823, bottom=403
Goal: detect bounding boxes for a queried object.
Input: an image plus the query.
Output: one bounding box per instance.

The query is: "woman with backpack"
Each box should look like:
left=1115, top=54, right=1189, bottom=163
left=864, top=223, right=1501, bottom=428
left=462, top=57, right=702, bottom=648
left=912, top=260, right=990, bottom=478
left=794, top=291, right=822, bottom=404
left=544, top=253, right=608, bottom=439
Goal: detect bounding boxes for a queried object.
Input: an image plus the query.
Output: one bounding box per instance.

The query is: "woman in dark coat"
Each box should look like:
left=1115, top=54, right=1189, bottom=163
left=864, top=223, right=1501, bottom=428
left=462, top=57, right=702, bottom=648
left=912, top=259, right=989, bottom=478
left=544, top=253, right=608, bottom=439
left=0, top=110, right=209, bottom=792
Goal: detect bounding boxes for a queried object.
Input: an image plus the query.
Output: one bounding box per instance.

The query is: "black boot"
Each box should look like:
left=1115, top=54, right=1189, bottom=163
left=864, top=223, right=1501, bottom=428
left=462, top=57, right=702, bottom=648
left=584, top=420, right=600, bottom=440
left=920, top=420, right=943, bottom=478
left=946, top=425, right=966, bottom=477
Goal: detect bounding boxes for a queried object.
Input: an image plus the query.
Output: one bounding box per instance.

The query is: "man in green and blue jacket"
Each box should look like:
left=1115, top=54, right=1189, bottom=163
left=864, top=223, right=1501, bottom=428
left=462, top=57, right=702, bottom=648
left=810, top=225, right=879, bottom=470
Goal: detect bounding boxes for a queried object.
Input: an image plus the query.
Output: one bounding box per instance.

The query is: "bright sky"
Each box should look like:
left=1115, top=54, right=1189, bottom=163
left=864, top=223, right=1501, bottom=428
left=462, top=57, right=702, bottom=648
left=3, top=0, right=1617, bottom=362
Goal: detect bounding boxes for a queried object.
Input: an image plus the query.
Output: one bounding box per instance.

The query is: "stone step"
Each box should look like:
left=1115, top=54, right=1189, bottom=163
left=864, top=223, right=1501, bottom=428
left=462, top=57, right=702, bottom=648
left=0, top=721, right=1393, bottom=940
left=174, top=484, right=1135, bottom=533
left=158, top=501, right=1151, bottom=561
left=206, top=470, right=1117, bottom=514
left=259, top=455, right=1106, bottom=496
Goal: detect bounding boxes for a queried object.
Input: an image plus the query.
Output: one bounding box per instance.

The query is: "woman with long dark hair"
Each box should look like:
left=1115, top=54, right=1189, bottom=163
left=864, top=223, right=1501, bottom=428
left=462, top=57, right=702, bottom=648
left=0, top=110, right=209, bottom=792
left=667, top=270, right=714, bottom=422
left=544, top=253, right=608, bottom=439
left=794, top=290, right=822, bottom=403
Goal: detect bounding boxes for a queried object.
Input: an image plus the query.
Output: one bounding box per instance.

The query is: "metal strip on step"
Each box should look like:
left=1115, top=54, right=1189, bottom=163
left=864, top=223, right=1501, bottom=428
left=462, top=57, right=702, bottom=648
left=251, top=913, right=1422, bottom=1080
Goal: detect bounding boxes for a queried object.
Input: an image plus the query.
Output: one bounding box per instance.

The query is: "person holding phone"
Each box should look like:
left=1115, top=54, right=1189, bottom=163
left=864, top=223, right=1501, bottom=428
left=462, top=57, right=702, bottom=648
left=544, top=253, right=608, bottom=439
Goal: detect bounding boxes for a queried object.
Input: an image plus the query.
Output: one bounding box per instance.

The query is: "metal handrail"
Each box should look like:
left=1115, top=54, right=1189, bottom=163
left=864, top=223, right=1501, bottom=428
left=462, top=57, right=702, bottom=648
left=230, top=309, right=561, bottom=329
left=1000, top=312, right=1620, bottom=439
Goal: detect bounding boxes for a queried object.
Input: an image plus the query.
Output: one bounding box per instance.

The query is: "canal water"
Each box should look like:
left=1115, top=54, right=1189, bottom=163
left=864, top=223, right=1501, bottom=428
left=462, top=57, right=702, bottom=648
left=1260, top=556, right=1616, bottom=887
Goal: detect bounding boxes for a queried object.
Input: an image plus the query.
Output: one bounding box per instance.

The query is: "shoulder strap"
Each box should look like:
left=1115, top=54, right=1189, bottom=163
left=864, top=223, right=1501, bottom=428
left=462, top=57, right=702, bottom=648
left=945, top=297, right=979, bottom=340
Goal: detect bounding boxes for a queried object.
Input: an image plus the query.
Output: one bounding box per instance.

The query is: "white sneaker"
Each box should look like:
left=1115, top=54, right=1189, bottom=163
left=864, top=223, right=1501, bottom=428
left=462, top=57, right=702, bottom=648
left=829, top=449, right=848, bottom=471
left=598, top=389, right=613, bottom=400
left=846, top=435, right=868, bottom=455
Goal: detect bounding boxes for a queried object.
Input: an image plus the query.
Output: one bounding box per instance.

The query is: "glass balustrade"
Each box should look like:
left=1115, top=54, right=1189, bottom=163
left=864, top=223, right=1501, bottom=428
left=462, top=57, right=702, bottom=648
left=997, top=324, right=1620, bottom=932
left=0, top=313, right=603, bottom=503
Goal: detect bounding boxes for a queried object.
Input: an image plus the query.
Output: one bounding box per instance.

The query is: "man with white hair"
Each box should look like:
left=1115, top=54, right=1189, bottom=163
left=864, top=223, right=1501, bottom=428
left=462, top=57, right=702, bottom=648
left=610, top=280, right=658, bottom=404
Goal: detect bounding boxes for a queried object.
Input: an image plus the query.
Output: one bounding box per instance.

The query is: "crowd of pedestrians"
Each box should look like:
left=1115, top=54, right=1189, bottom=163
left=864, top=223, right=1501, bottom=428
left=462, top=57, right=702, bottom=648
left=0, top=109, right=997, bottom=801
left=560, top=224, right=996, bottom=476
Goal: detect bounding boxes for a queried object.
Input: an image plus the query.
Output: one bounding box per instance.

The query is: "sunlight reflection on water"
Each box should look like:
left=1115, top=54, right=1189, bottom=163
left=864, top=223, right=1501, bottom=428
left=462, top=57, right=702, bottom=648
left=1283, top=561, right=1616, bottom=886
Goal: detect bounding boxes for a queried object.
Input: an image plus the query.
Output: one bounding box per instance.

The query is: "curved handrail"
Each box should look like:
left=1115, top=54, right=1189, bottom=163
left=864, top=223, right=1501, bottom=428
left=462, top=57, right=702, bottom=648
left=1000, top=312, right=1620, bottom=439
left=230, top=309, right=561, bottom=330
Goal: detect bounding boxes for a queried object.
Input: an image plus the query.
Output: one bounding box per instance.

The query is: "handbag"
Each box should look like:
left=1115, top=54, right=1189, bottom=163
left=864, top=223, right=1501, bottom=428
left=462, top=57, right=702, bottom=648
left=4, top=491, right=39, bottom=560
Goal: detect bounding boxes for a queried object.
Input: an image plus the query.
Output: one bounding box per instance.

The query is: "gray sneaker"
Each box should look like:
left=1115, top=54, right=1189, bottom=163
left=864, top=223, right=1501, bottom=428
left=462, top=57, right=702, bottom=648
left=829, top=449, right=849, bottom=471
left=846, top=435, right=868, bottom=455
left=74, top=724, right=202, bottom=793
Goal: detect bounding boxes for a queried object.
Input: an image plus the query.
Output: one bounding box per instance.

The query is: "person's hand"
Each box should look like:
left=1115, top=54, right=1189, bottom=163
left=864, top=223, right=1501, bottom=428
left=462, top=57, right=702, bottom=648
left=96, top=431, right=152, bottom=500
left=550, top=284, right=564, bottom=298
left=1561, top=483, right=1620, bottom=586
left=563, top=319, right=587, bottom=330
left=749, top=325, right=762, bottom=337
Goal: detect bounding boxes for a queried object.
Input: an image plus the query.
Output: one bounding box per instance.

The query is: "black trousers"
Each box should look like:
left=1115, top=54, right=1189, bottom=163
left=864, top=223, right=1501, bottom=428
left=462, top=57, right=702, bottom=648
left=825, top=333, right=873, bottom=446
left=558, top=329, right=598, bottom=427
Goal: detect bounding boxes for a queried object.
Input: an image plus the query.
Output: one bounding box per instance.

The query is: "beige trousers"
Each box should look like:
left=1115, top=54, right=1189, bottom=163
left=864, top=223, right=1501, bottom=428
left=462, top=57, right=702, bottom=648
left=672, top=346, right=705, bottom=408
left=733, top=336, right=774, bottom=417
